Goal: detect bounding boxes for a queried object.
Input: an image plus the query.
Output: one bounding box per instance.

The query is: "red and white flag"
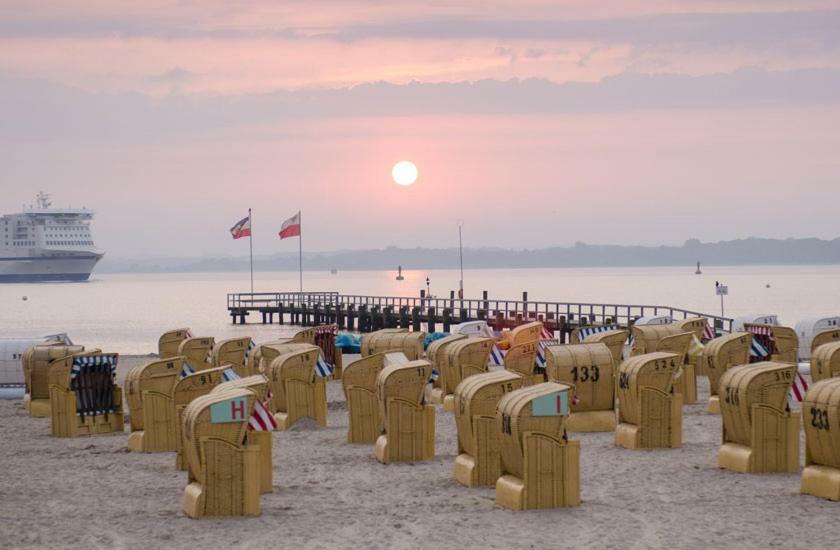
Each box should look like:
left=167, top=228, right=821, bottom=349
left=279, top=212, right=301, bottom=239
left=230, top=215, right=251, bottom=239
left=248, top=393, right=278, bottom=432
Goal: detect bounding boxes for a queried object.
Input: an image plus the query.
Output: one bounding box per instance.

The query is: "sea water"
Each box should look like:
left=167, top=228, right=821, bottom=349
left=0, top=265, right=837, bottom=354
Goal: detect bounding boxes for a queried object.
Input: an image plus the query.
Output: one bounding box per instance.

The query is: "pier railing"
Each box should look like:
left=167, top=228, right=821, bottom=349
left=226, top=291, right=734, bottom=334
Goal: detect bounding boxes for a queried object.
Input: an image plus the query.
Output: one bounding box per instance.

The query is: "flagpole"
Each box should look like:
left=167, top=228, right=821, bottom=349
left=298, top=210, right=303, bottom=293
left=248, top=208, right=254, bottom=295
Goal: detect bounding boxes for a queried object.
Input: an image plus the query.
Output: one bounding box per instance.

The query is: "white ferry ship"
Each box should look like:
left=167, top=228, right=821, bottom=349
left=0, top=192, right=103, bottom=282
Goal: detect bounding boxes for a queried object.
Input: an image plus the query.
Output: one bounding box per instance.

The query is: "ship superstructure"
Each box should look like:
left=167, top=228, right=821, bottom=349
left=0, top=192, right=103, bottom=282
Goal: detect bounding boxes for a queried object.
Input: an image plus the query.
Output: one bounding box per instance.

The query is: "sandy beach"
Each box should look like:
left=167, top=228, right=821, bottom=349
left=0, top=355, right=836, bottom=550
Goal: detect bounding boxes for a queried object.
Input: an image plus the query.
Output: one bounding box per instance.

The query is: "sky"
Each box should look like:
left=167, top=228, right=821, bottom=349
left=1, top=1, right=839, bottom=258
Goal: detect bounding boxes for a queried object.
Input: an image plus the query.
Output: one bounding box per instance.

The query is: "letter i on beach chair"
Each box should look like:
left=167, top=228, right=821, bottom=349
left=181, top=389, right=261, bottom=519
left=48, top=352, right=124, bottom=437
left=495, top=382, right=580, bottom=510
left=374, top=360, right=435, bottom=464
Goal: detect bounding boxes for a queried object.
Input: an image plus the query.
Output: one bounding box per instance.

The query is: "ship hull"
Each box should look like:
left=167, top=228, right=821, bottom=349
left=0, top=254, right=103, bottom=283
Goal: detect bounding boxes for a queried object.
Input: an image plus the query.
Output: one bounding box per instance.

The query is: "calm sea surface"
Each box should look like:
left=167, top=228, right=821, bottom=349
left=1, top=265, right=837, bottom=354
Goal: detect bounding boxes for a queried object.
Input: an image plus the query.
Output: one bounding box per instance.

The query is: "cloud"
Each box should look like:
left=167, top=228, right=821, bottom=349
left=2, top=67, right=839, bottom=141
left=148, top=66, right=194, bottom=83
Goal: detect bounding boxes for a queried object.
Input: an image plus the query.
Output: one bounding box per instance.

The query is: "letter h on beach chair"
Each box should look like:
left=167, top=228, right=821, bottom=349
left=126, top=356, right=185, bottom=452
left=48, top=352, right=125, bottom=438
left=374, top=360, right=435, bottom=464
left=268, top=345, right=327, bottom=431
left=181, top=389, right=261, bottom=519
left=211, top=374, right=275, bottom=494
left=453, top=371, right=524, bottom=487
left=495, top=382, right=580, bottom=510
left=342, top=353, right=386, bottom=443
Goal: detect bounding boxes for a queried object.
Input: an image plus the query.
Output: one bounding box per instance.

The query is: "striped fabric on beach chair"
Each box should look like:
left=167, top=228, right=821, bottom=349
left=70, top=354, right=118, bottom=417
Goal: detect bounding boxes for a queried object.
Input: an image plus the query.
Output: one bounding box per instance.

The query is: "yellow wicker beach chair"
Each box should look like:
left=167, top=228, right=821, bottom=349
left=267, top=344, right=326, bottom=431
left=717, top=362, right=799, bottom=473
left=811, top=341, right=840, bottom=383
left=703, top=333, right=752, bottom=413
left=22, top=343, right=86, bottom=417
left=615, top=352, right=682, bottom=449
left=800, top=378, right=840, bottom=500
left=126, top=355, right=185, bottom=452
left=495, top=382, right=580, bottom=510
left=158, top=328, right=191, bottom=359
left=342, top=353, right=385, bottom=443
left=545, top=343, right=617, bottom=432
left=361, top=329, right=425, bottom=360
left=438, top=337, right=493, bottom=412
left=374, top=360, right=435, bottom=464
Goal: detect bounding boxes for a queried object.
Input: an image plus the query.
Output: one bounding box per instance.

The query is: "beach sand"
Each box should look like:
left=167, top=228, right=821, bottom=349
left=0, top=355, right=836, bottom=549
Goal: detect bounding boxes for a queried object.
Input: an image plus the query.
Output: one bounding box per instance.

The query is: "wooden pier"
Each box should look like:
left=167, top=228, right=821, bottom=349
left=226, top=290, right=734, bottom=342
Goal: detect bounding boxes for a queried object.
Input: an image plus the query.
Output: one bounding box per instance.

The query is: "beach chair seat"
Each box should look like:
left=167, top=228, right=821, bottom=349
left=582, top=329, right=629, bottom=366
left=811, top=341, right=840, bottom=383
left=361, top=329, right=425, bottom=360
left=497, top=321, right=542, bottom=350
left=314, top=324, right=343, bottom=380
left=453, top=371, right=524, bottom=487
left=495, top=382, right=580, bottom=510
left=22, top=343, right=85, bottom=417
left=615, top=352, right=682, bottom=449
left=703, top=333, right=752, bottom=413
left=342, top=353, right=385, bottom=443
left=159, top=328, right=191, bottom=359
left=268, top=344, right=326, bottom=431
left=178, top=336, right=215, bottom=371
left=374, top=360, right=435, bottom=464
left=503, top=342, right=543, bottom=386
left=632, top=324, right=696, bottom=404
left=800, top=378, right=840, bottom=500
left=48, top=352, right=124, bottom=437
left=211, top=337, right=254, bottom=377
left=426, top=333, right=468, bottom=394
left=126, top=356, right=185, bottom=452
left=437, top=337, right=493, bottom=412
left=810, top=329, right=840, bottom=362
left=181, top=389, right=261, bottom=518
left=211, top=375, right=274, bottom=493
left=173, top=366, right=230, bottom=469
left=545, top=343, right=617, bottom=432
left=717, top=362, right=799, bottom=473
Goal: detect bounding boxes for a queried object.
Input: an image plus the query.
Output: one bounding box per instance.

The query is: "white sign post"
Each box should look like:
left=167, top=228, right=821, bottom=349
left=715, top=283, right=728, bottom=318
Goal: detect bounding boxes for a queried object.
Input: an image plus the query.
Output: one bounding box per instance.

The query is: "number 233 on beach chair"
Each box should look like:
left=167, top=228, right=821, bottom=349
left=48, top=352, right=124, bottom=438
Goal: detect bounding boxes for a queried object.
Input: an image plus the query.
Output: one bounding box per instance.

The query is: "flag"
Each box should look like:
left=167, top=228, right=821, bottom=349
left=222, top=367, right=241, bottom=382
left=489, top=344, right=505, bottom=366
left=243, top=338, right=256, bottom=364
left=749, top=336, right=770, bottom=358
left=180, top=361, right=195, bottom=379
left=315, top=352, right=334, bottom=378
left=430, top=369, right=439, bottom=382
left=703, top=322, right=716, bottom=341
left=688, top=334, right=705, bottom=359
left=230, top=215, right=251, bottom=239
left=790, top=373, right=809, bottom=403
left=578, top=324, right=620, bottom=341
left=248, top=393, right=278, bottom=431
left=279, top=212, right=301, bottom=239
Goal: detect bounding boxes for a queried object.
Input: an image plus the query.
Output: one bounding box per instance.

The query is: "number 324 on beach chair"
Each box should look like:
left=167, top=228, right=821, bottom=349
left=48, top=352, right=125, bottom=438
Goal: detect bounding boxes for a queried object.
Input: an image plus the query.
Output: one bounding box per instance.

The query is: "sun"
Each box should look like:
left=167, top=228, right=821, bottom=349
left=392, top=160, right=418, bottom=186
